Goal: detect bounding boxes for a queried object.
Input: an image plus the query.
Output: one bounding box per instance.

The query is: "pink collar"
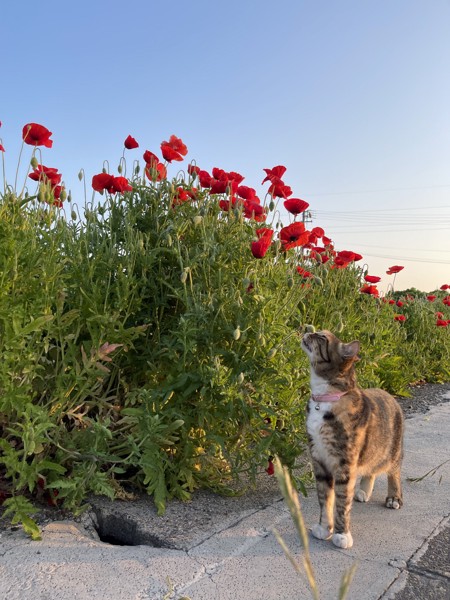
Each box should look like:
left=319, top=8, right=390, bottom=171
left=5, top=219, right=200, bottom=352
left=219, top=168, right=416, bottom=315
left=311, top=391, right=346, bottom=403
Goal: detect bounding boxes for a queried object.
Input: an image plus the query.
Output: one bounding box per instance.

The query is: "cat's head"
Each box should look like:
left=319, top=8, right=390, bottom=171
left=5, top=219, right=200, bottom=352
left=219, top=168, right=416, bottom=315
left=301, top=330, right=360, bottom=381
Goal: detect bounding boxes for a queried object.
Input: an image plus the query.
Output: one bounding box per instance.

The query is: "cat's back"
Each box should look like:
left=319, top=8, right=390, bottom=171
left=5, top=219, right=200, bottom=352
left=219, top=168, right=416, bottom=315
left=363, top=387, right=403, bottom=419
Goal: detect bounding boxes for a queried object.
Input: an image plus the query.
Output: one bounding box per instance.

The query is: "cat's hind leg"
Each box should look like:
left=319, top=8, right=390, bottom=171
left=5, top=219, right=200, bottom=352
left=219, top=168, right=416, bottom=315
left=354, top=475, right=375, bottom=503
left=386, top=467, right=403, bottom=509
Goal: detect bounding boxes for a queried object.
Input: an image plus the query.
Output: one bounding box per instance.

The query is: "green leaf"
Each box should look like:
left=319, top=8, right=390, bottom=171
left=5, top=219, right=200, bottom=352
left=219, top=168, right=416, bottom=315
left=20, top=314, right=54, bottom=336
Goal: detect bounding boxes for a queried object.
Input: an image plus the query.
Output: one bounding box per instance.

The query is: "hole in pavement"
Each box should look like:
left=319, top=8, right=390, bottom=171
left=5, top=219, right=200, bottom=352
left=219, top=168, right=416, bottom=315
left=93, top=511, right=139, bottom=546
left=91, top=508, right=164, bottom=547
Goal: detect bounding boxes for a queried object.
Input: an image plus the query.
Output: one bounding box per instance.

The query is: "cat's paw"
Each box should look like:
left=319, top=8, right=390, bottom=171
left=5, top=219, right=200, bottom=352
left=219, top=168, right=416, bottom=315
left=354, top=489, right=369, bottom=502
left=385, top=496, right=402, bottom=509
left=311, top=524, right=333, bottom=540
left=332, top=532, right=353, bottom=549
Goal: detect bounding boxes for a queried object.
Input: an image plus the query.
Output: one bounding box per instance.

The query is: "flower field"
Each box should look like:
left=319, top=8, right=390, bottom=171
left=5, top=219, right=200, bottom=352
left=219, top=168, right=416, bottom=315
left=0, top=122, right=449, bottom=536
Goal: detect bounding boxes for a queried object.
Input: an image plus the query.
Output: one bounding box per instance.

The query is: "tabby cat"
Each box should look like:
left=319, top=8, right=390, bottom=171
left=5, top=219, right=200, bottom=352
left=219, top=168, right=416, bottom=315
left=301, top=330, right=404, bottom=549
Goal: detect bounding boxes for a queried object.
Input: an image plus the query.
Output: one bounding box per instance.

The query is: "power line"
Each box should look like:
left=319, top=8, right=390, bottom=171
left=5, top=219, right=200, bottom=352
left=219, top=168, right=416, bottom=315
left=344, top=242, right=450, bottom=254
left=305, top=185, right=450, bottom=197
left=361, top=252, right=450, bottom=265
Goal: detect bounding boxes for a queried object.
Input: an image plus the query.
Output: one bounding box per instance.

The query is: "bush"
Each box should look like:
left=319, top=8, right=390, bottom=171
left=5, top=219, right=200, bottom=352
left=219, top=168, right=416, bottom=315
left=0, top=124, right=449, bottom=534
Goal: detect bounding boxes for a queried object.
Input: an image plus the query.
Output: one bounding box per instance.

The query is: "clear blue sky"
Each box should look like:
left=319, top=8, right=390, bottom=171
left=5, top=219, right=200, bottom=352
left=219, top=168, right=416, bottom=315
left=2, top=0, right=449, bottom=292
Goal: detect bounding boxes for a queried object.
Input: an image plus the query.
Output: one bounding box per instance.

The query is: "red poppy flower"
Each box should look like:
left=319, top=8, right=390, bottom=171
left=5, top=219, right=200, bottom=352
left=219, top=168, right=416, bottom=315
left=197, top=170, right=212, bottom=188
left=145, top=161, right=167, bottom=182
left=29, top=164, right=62, bottom=186
left=396, top=300, right=404, bottom=307
left=124, top=135, right=139, bottom=149
left=262, top=165, right=287, bottom=184
left=310, top=249, right=330, bottom=264
left=92, top=173, right=115, bottom=193
left=244, top=200, right=266, bottom=222
left=364, top=275, right=381, bottom=284
left=440, top=284, right=449, bottom=290
left=388, top=299, right=396, bottom=305
left=22, top=123, right=53, bottom=148
left=443, top=296, right=450, bottom=307
left=279, top=222, right=310, bottom=250
left=0, top=143, right=5, bottom=152
left=188, top=164, right=200, bottom=177
left=251, top=228, right=273, bottom=258
left=92, top=173, right=132, bottom=194
left=360, top=284, right=379, bottom=297
left=394, top=314, right=406, bottom=322
left=311, top=227, right=324, bottom=238
left=333, top=250, right=357, bottom=267
left=265, top=459, right=275, bottom=476
left=283, top=198, right=309, bottom=215
left=113, top=177, right=133, bottom=193
left=267, top=178, right=292, bottom=199
left=427, top=295, right=436, bottom=302
left=337, top=250, right=356, bottom=263
left=160, top=135, right=188, bottom=162
left=322, top=235, right=332, bottom=247
left=171, top=187, right=192, bottom=206
left=209, top=178, right=228, bottom=194
left=436, top=312, right=444, bottom=319
left=50, top=185, right=65, bottom=207
left=237, top=186, right=258, bottom=201
left=386, top=265, right=404, bottom=275
left=143, top=150, right=159, bottom=167
left=297, top=266, right=313, bottom=278
left=436, top=319, right=449, bottom=327
left=227, top=171, right=245, bottom=185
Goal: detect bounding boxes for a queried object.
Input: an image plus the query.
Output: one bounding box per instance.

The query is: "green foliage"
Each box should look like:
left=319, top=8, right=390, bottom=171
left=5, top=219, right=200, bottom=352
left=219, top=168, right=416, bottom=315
left=1, top=145, right=449, bottom=539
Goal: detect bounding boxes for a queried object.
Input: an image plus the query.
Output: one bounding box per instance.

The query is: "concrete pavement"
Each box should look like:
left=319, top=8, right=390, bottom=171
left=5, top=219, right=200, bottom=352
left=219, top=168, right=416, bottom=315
left=1, top=398, right=449, bottom=600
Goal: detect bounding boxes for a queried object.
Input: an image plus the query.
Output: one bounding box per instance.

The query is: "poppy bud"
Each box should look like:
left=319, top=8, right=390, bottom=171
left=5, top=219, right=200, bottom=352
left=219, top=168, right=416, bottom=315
left=336, top=317, right=344, bottom=333
left=59, top=189, right=67, bottom=202
left=67, top=191, right=72, bottom=202
left=287, top=277, right=294, bottom=289
left=237, top=372, right=245, bottom=384
left=313, top=276, right=323, bottom=286
left=267, top=348, right=277, bottom=359
left=257, top=333, right=266, bottom=346
left=135, top=164, right=140, bottom=175
left=117, top=164, right=122, bottom=174
left=269, top=200, right=275, bottom=211
left=193, top=215, right=203, bottom=226
left=71, top=210, right=77, bottom=221
left=78, top=170, right=84, bottom=181
left=30, top=156, right=38, bottom=169
left=38, top=189, right=46, bottom=203
left=304, top=324, right=316, bottom=333
left=166, top=234, right=173, bottom=247
left=233, top=327, right=241, bottom=340
left=180, top=271, right=188, bottom=284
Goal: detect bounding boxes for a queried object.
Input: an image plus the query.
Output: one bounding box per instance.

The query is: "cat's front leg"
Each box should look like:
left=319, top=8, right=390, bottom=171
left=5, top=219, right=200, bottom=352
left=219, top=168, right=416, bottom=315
left=311, top=461, right=335, bottom=540
left=332, top=473, right=356, bottom=549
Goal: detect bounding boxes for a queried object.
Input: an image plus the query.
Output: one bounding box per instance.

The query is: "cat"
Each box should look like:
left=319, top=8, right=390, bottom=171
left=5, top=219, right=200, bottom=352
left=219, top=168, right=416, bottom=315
left=301, top=329, right=404, bottom=549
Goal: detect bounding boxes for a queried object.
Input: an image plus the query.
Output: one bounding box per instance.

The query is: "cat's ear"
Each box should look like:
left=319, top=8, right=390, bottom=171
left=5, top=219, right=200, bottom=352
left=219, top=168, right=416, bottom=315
left=341, top=340, right=360, bottom=360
